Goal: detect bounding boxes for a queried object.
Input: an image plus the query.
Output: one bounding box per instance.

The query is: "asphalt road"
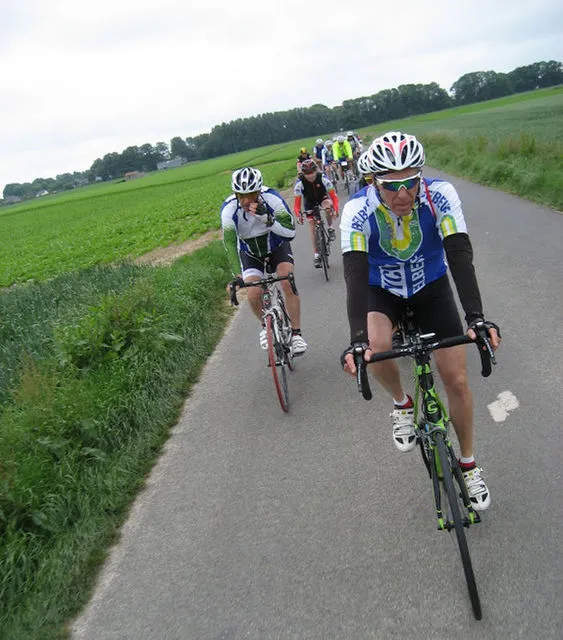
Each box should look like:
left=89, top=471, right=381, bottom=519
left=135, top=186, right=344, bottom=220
left=72, top=170, right=563, bottom=640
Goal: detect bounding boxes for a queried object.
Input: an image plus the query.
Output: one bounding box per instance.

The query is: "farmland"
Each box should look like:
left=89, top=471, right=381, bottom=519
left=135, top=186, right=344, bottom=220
left=2, top=86, right=562, bottom=287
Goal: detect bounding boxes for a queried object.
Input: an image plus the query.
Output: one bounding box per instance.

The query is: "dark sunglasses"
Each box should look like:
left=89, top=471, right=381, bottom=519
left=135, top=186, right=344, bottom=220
left=376, top=172, right=421, bottom=192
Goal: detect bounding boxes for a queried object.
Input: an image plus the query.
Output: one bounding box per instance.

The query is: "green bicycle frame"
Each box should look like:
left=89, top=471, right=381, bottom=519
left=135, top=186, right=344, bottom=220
left=411, top=352, right=480, bottom=529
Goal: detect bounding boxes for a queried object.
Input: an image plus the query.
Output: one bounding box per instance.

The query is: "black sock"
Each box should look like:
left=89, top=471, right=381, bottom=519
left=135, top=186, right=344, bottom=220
left=291, top=329, right=301, bottom=336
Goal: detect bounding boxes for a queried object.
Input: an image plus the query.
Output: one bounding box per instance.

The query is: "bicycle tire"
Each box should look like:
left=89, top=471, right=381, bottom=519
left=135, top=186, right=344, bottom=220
left=435, top=433, right=482, bottom=620
left=318, top=227, right=330, bottom=282
left=266, top=314, right=289, bottom=412
left=277, top=293, right=295, bottom=372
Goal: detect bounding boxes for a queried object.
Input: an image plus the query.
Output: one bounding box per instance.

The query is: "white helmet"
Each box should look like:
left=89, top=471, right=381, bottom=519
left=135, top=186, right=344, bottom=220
left=315, top=138, right=323, bottom=144
left=346, top=130, right=354, bottom=137
left=367, top=131, right=425, bottom=174
left=336, top=135, right=345, bottom=143
left=325, top=139, right=333, bottom=147
left=357, top=151, right=376, bottom=175
left=231, top=167, right=263, bottom=193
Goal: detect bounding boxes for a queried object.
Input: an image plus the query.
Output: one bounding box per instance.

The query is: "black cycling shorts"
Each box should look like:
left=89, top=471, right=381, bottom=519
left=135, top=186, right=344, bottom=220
left=239, top=240, right=294, bottom=278
left=368, top=274, right=463, bottom=339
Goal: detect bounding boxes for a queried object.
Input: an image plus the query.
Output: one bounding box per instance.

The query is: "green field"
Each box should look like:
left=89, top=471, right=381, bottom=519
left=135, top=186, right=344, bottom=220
left=2, top=86, right=562, bottom=287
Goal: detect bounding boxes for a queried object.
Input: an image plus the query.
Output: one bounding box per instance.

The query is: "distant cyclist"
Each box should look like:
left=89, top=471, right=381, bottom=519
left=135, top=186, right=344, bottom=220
left=356, top=151, right=374, bottom=190
left=312, top=138, right=325, bottom=170
left=221, top=167, right=307, bottom=355
left=296, top=147, right=312, bottom=173
left=333, top=135, right=354, bottom=179
left=347, top=130, right=363, bottom=159
left=340, top=132, right=501, bottom=511
left=294, top=159, right=339, bottom=268
left=322, top=140, right=336, bottom=177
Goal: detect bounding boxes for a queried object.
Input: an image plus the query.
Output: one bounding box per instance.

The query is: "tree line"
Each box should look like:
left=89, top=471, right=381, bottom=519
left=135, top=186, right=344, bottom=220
left=3, top=60, right=561, bottom=200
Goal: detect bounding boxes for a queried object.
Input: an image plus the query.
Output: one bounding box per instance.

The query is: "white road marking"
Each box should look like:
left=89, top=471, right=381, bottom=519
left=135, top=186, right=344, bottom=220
left=487, top=391, right=520, bottom=423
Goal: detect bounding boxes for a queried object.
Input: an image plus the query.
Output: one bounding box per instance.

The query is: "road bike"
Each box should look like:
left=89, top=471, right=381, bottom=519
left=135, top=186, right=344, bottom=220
left=350, top=307, right=498, bottom=619
left=338, top=159, right=356, bottom=195
left=229, top=262, right=298, bottom=413
left=305, top=205, right=332, bottom=282
left=328, top=162, right=340, bottom=190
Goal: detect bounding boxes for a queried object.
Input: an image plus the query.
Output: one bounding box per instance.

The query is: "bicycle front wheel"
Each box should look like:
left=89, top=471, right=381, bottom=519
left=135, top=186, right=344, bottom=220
left=435, top=433, right=482, bottom=620
left=266, top=314, right=289, bottom=412
left=317, top=227, right=330, bottom=282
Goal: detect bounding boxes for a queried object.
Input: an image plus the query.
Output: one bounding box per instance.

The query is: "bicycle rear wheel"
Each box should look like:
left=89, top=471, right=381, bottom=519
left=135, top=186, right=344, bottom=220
left=266, top=314, right=289, bottom=412
left=435, top=433, right=482, bottom=620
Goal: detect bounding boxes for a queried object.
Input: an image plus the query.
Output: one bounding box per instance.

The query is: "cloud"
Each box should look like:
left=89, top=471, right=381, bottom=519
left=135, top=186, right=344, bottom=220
left=2, top=0, right=562, bottom=191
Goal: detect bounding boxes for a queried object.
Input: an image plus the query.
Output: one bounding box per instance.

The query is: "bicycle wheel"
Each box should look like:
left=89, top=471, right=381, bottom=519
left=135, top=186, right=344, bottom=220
left=316, top=226, right=330, bottom=282
left=435, top=432, right=482, bottom=620
left=266, top=314, right=289, bottom=412
left=277, top=293, right=295, bottom=372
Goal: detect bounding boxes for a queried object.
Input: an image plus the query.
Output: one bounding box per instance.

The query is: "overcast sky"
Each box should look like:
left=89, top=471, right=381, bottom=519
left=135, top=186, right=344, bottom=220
left=1, top=0, right=562, bottom=193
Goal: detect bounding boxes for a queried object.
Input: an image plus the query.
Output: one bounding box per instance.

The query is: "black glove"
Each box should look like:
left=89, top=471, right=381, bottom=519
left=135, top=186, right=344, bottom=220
left=340, top=342, right=369, bottom=369
left=467, top=318, right=502, bottom=340
left=255, top=202, right=274, bottom=226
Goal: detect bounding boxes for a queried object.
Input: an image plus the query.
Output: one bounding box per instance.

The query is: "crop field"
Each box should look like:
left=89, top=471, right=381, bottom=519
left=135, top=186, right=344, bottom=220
left=2, top=86, right=562, bottom=287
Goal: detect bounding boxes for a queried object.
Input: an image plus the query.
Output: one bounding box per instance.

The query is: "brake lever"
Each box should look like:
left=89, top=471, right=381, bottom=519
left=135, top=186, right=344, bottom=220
left=353, top=346, right=372, bottom=401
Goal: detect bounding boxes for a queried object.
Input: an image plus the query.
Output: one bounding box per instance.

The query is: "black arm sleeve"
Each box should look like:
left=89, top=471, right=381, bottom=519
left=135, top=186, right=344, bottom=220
left=343, top=251, right=369, bottom=343
left=443, top=232, right=483, bottom=324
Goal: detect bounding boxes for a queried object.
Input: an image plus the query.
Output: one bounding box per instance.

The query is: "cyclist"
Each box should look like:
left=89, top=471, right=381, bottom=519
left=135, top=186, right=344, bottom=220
left=293, top=159, right=339, bottom=268
left=221, top=167, right=307, bottom=355
left=356, top=151, right=374, bottom=190
left=322, top=139, right=336, bottom=178
left=340, top=131, right=501, bottom=511
left=333, top=135, right=354, bottom=179
left=296, top=147, right=312, bottom=173
left=346, top=130, right=363, bottom=158
left=312, top=138, right=325, bottom=170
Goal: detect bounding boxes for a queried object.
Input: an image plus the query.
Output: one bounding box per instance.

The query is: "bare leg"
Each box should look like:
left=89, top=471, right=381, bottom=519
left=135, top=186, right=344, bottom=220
left=435, top=345, right=473, bottom=458
left=307, top=218, right=317, bottom=256
left=244, top=275, right=263, bottom=322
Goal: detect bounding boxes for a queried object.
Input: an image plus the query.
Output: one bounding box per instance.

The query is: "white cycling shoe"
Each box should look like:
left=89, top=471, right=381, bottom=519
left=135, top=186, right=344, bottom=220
left=462, top=466, right=491, bottom=511
left=391, top=404, right=417, bottom=452
left=291, top=334, right=307, bottom=355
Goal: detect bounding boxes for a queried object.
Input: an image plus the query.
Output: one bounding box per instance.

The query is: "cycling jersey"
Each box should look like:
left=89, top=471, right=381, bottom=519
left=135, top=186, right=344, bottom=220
left=333, top=140, right=353, bottom=162
left=221, top=187, right=296, bottom=275
left=293, top=172, right=338, bottom=213
left=322, top=147, right=335, bottom=165
left=313, top=145, right=324, bottom=160
left=340, top=178, right=467, bottom=298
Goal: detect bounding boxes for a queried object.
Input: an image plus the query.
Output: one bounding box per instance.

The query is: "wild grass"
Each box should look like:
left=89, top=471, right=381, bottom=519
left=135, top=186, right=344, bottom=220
left=0, top=243, right=232, bottom=638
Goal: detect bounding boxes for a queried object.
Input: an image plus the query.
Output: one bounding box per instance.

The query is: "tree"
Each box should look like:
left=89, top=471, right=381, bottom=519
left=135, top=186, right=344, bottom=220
left=170, top=136, right=189, bottom=159
left=154, top=141, right=170, bottom=161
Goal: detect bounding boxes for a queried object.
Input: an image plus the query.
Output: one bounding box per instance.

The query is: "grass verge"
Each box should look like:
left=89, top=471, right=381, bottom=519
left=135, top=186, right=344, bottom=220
left=0, top=242, right=232, bottom=638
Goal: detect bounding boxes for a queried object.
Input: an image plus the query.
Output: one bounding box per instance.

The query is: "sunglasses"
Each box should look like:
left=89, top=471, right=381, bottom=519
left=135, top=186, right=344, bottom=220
left=376, top=173, right=421, bottom=192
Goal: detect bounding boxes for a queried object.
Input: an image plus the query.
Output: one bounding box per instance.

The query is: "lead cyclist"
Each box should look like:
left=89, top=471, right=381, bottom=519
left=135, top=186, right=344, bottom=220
left=340, top=131, right=501, bottom=511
